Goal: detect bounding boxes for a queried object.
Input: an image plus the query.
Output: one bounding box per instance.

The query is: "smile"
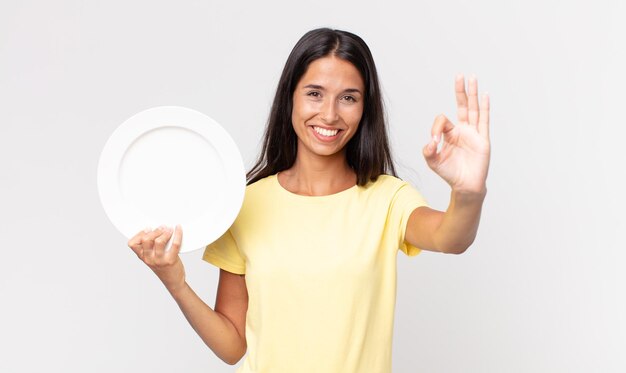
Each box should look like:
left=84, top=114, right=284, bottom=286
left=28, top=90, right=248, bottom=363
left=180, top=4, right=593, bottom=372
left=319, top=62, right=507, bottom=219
left=313, top=126, right=340, bottom=137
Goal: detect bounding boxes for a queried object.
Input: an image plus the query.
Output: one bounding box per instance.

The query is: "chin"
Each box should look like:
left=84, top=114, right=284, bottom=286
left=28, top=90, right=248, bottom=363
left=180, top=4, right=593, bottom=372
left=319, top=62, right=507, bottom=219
left=309, top=144, right=346, bottom=158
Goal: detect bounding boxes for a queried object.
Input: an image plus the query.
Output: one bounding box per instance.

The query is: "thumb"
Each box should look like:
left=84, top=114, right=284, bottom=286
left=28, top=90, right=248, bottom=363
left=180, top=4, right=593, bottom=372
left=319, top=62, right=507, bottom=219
left=166, top=224, right=183, bottom=254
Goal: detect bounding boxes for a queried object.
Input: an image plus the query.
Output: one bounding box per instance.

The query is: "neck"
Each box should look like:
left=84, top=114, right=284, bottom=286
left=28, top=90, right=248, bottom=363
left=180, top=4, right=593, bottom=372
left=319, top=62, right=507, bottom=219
left=279, top=148, right=356, bottom=196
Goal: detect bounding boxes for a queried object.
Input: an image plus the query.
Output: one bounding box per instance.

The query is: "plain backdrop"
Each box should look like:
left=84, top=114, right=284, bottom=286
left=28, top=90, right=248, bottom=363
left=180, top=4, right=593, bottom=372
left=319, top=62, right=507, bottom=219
left=1, top=1, right=625, bottom=372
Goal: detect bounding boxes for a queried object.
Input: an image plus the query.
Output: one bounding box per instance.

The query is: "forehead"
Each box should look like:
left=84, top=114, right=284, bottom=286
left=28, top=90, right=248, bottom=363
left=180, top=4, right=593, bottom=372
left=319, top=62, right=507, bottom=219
left=298, top=56, right=364, bottom=90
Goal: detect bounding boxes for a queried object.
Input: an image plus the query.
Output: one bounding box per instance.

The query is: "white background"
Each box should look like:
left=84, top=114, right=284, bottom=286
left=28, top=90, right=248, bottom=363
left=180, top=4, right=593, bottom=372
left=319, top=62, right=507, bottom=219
left=1, top=0, right=625, bottom=372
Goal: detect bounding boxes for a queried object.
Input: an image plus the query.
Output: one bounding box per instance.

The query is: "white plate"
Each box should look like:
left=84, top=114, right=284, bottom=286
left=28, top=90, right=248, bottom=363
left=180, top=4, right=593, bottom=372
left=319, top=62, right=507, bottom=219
left=97, top=106, right=245, bottom=253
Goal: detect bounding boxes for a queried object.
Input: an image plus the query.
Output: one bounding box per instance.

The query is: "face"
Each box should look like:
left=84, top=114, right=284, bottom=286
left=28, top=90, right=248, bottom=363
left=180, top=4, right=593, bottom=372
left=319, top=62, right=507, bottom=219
left=291, top=56, right=365, bottom=159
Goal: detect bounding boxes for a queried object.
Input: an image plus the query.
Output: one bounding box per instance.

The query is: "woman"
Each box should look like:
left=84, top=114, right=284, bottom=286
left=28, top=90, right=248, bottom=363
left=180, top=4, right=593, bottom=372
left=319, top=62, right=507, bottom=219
left=127, top=28, right=490, bottom=372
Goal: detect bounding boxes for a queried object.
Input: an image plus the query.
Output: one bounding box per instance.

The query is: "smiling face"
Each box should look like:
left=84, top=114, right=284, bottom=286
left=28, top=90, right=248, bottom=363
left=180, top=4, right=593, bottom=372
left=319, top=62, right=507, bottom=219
left=291, top=56, right=365, bottom=160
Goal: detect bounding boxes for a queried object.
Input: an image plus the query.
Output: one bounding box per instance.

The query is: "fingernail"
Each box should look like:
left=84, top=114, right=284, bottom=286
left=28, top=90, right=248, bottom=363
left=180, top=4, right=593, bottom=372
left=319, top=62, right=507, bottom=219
left=433, top=135, right=439, bottom=143
left=143, top=227, right=151, bottom=233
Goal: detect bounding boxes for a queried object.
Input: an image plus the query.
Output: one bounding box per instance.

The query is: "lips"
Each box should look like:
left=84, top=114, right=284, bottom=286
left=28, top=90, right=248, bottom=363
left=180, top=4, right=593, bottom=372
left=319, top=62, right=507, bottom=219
left=309, top=126, right=342, bottom=142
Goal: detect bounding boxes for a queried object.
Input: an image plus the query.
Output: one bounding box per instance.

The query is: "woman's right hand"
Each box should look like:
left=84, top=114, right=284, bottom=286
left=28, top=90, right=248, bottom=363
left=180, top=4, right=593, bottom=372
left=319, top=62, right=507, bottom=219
left=127, top=225, right=186, bottom=294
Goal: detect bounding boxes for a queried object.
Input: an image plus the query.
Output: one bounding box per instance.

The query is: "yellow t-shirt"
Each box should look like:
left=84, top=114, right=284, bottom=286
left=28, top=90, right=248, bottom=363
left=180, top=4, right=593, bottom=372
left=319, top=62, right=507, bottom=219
left=203, top=173, right=428, bottom=373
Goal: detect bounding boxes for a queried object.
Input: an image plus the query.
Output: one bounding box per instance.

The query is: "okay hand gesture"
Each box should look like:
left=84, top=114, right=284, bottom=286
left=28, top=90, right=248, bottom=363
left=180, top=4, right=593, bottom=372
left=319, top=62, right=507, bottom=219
left=422, top=74, right=491, bottom=194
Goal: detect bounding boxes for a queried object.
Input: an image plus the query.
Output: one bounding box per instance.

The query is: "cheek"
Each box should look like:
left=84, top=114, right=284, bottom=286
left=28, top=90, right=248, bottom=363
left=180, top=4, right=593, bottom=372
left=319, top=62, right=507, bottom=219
left=290, top=101, right=301, bottom=131
left=346, top=105, right=364, bottom=128
left=292, top=99, right=312, bottom=125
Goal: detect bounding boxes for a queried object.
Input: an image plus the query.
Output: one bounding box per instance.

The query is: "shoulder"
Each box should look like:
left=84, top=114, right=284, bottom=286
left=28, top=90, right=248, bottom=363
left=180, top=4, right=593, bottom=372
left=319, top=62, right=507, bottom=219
left=364, top=174, right=412, bottom=194
left=352, top=174, right=417, bottom=208
left=228, top=175, right=277, bottom=232
left=245, top=173, right=277, bottom=197
left=362, top=174, right=427, bottom=209
left=237, top=174, right=279, bottom=213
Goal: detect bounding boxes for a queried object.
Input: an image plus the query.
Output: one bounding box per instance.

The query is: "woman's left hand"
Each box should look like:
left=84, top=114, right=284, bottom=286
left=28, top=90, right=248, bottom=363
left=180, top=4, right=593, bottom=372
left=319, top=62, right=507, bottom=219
left=422, top=74, right=490, bottom=194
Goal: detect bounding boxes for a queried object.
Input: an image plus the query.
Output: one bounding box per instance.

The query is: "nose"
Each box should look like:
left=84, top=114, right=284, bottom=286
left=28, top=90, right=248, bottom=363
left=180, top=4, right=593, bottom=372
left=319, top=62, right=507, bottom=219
left=320, top=98, right=339, bottom=124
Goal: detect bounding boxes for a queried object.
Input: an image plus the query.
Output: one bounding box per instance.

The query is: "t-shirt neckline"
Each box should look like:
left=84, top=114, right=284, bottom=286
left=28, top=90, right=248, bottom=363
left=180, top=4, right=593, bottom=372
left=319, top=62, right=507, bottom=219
left=272, top=173, right=360, bottom=200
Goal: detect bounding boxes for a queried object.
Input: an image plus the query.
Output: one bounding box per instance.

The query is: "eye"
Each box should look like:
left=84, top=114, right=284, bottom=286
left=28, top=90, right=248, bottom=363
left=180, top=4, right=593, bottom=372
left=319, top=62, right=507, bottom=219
left=342, top=95, right=357, bottom=102
left=306, top=91, right=321, bottom=98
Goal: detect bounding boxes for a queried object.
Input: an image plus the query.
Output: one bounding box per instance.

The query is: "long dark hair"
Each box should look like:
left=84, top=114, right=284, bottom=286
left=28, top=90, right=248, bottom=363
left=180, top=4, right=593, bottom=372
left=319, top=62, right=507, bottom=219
left=247, top=28, right=397, bottom=186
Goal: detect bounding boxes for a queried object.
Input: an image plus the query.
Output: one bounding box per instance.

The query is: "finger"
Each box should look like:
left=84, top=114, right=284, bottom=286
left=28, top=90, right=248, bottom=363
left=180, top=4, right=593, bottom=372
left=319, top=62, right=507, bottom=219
left=141, top=227, right=165, bottom=262
left=455, top=74, right=468, bottom=125
left=468, top=75, right=479, bottom=127
left=128, top=227, right=151, bottom=257
left=422, top=137, right=439, bottom=164
left=478, top=92, right=490, bottom=139
left=167, top=224, right=183, bottom=255
left=154, top=227, right=173, bottom=258
left=431, top=114, right=455, bottom=144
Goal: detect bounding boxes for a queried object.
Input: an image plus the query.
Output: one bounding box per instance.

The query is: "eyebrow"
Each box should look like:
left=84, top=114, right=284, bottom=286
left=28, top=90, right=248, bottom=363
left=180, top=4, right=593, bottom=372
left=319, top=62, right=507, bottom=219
left=303, top=84, right=362, bottom=94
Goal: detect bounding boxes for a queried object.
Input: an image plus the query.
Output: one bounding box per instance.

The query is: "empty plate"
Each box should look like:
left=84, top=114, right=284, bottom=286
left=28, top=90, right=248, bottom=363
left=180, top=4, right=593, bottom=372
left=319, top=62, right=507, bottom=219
left=97, top=106, right=245, bottom=253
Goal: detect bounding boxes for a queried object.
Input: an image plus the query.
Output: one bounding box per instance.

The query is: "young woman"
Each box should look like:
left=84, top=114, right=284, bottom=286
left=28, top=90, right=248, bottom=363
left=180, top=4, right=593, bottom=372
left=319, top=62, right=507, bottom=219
left=127, top=28, right=490, bottom=372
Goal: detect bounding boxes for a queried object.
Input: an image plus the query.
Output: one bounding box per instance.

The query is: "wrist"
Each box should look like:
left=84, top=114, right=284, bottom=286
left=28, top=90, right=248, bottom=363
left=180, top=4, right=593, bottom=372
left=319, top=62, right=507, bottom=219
left=166, top=280, right=189, bottom=299
left=450, top=187, right=487, bottom=202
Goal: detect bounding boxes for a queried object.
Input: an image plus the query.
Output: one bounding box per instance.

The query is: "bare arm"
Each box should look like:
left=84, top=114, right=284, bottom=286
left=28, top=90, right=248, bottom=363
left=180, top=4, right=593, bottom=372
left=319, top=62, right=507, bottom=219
left=169, top=269, right=248, bottom=365
left=405, top=190, right=485, bottom=254
left=128, top=226, right=248, bottom=365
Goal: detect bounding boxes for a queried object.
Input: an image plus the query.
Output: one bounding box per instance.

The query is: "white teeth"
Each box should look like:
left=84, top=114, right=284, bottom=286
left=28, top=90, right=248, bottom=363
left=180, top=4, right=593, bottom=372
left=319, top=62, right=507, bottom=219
left=313, top=126, right=339, bottom=137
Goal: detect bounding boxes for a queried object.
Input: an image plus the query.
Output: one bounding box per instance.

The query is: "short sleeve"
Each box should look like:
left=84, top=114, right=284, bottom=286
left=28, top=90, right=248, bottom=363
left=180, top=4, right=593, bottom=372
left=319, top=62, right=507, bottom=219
left=202, top=229, right=246, bottom=275
left=389, top=182, right=429, bottom=256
